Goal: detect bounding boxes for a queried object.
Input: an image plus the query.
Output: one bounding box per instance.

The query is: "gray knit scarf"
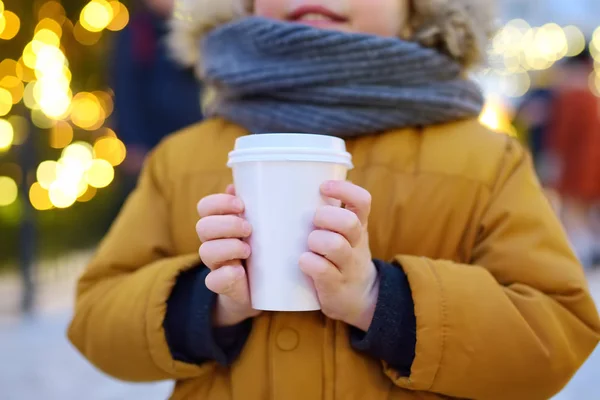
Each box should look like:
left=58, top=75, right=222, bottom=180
left=200, top=17, right=484, bottom=137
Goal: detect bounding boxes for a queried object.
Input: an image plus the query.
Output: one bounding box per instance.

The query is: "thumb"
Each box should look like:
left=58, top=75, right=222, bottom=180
left=225, top=184, right=236, bottom=196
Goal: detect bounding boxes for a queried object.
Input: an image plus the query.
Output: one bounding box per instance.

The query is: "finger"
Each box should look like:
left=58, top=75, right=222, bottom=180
left=199, top=239, right=251, bottom=269
left=314, top=205, right=362, bottom=247
left=225, top=185, right=236, bottom=196
left=205, top=264, right=251, bottom=305
left=299, top=252, right=343, bottom=294
left=320, top=181, right=371, bottom=225
left=307, top=230, right=352, bottom=269
left=197, top=193, right=244, bottom=218
left=196, top=215, right=252, bottom=242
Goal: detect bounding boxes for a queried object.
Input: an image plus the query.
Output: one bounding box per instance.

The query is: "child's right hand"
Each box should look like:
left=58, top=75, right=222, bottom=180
left=196, top=185, right=260, bottom=327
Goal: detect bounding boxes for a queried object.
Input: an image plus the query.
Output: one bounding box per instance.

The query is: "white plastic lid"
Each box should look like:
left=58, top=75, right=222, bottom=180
left=228, top=134, right=353, bottom=169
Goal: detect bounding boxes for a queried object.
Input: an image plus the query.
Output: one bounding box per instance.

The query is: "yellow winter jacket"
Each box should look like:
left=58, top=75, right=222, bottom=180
left=68, top=118, right=600, bottom=400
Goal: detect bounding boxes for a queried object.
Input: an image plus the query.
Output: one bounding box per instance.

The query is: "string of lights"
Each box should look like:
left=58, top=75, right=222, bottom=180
left=0, top=0, right=129, bottom=210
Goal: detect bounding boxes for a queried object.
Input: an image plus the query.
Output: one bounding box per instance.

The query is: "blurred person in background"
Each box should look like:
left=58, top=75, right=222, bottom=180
left=111, top=0, right=203, bottom=177
left=513, top=80, right=556, bottom=183
left=512, top=71, right=562, bottom=214
left=545, top=48, right=600, bottom=268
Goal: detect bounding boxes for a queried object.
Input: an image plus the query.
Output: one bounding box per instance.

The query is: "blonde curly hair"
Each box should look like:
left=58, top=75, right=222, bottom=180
left=168, top=0, right=496, bottom=72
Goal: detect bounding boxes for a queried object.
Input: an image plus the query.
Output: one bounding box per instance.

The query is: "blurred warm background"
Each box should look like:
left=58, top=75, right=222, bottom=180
left=0, top=0, right=131, bottom=313
left=0, top=0, right=599, bottom=399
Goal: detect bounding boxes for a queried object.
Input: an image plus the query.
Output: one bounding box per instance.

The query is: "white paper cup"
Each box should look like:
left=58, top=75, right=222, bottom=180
left=228, top=134, right=353, bottom=311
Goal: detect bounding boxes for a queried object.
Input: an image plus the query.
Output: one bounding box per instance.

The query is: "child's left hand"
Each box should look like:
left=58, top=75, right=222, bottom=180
left=299, top=180, right=379, bottom=332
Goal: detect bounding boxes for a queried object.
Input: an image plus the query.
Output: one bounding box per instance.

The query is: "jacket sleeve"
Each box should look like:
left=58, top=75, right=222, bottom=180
left=350, top=259, right=416, bottom=376
left=164, top=266, right=252, bottom=366
left=67, top=148, right=215, bottom=382
left=387, top=140, right=600, bottom=400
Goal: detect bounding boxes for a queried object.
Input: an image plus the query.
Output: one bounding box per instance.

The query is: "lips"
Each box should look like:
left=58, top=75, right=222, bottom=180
left=287, top=5, right=348, bottom=23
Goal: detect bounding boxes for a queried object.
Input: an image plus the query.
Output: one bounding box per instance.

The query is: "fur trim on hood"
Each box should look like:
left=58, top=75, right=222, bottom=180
left=168, top=0, right=496, bottom=71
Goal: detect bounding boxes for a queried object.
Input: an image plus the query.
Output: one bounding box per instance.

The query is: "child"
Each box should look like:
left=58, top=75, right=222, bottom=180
left=68, top=1, right=600, bottom=399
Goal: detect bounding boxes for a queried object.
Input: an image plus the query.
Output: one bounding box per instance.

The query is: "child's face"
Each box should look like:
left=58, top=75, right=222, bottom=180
left=254, top=0, right=409, bottom=37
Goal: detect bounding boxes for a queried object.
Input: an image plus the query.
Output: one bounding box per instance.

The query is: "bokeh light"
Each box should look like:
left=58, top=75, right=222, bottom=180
left=0, top=10, right=19, bottom=40
left=62, top=65, right=72, bottom=82
left=98, top=127, right=117, bottom=137
left=32, top=29, right=61, bottom=53
left=77, top=185, right=97, bottom=202
left=35, top=18, right=63, bottom=38
left=541, top=23, right=568, bottom=59
left=0, top=176, right=18, bottom=206
left=45, top=143, right=94, bottom=208
left=31, top=135, right=122, bottom=209
left=593, top=27, right=600, bottom=50
left=34, top=46, right=66, bottom=76
left=80, top=0, right=114, bottom=33
left=49, top=179, right=79, bottom=208
left=0, top=87, right=12, bottom=116
left=73, top=21, right=102, bottom=45
left=0, top=12, right=5, bottom=36
left=50, top=121, right=73, bottom=148
left=62, top=141, right=94, bottom=168
left=39, top=89, right=71, bottom=118
left=70, top=92, right=105, bottom=130
left=31, top=41, right=73, bottom=119
left=1, top=75, right=24, bottom=104
left=60, top=17, right=74, bottom=35
left=18, top=58, right=35, bottom=82
left=86, top=159, right=114, bottom=188
left=0, top=59, right=19, bottom=78
left=23, top=81, right=39, bottom=109
left=0, top=10, right=20, bottom=41
left=493, top=21, right=575, bottom=71
left=487, top=20, right=594, bottom=98
left=94, top=136, right=126, bottom=166
left=564, top=25, right=586, bottom=57
left=0, top=0, right=129, bottom=211
left=37, top=1, right=66, bottom=22
left=93, top=90, right=114, bottom=117
left=31, top=108, right=56, bottom=129
left=506, top=18, right=531, bottom=32
left=591, top=45, right=600, bottom=62
left=31, top=141, right=114, bottom=209
left=0, top=117, right=14, bottom=151
left=14, top=61, right=23, bottom=80
left=36, top=160, right=59, bottom=190
left=77, top=181, right=89, bottom=197
left=22, top=42, right=37, bottom=69
left=493, top=24, right=527, bottom=55
left=29, top=182, right=53, bottom=210
left=517, top=26, right=561, bottom=70
left=107, top=1, right=129, bottom=31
